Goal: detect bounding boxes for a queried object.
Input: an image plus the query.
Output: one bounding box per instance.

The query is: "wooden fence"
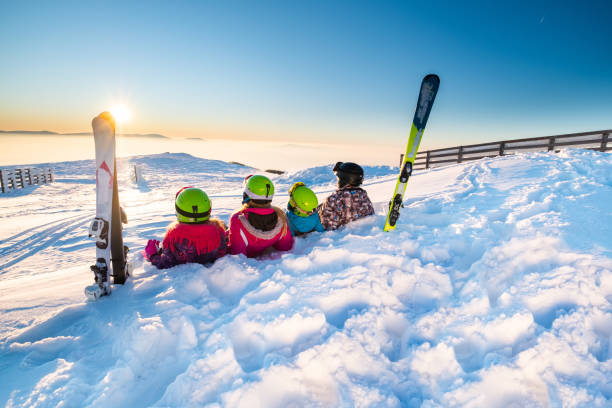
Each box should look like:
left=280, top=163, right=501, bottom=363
left=412, top=129, right=611, bottom=170
left=0, top=167, right=54, bottom=193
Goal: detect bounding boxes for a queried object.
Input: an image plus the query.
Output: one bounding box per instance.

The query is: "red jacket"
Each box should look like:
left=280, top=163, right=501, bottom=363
left=149, top=219, right=227, bottom=269
left=228, top=206, right=293, bottom=258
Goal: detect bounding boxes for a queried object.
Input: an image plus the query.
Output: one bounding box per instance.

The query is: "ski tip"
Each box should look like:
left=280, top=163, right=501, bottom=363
left=424, top=74, right=440, bottom=84
left=92, top=111, right=116, bottom=131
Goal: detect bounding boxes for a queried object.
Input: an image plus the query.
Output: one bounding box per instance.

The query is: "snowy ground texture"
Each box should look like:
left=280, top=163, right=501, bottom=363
left=1, top=149, right=611, bottom=407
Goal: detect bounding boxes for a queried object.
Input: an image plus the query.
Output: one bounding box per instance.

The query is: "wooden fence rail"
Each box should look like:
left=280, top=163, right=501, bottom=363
left=0, top=167, right=54, bottom=193
left=413, top=129, right=611, bottom=170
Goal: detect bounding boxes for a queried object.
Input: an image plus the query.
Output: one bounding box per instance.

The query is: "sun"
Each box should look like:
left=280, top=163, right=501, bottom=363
left=110, top=104, right=131, bottom=124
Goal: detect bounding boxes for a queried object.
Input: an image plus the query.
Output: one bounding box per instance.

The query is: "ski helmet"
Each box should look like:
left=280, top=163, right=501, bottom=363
left=243, top=174, right=275, bottom=204
left=333, top=162, right=364, bottom=187
left=289, top=182, right=318, bottom=217
left=175, top=187, right=211, bottom=223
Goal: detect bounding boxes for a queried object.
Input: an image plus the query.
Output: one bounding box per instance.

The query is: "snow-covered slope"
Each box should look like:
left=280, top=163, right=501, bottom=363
left=1, top=150, right=611, bottom=407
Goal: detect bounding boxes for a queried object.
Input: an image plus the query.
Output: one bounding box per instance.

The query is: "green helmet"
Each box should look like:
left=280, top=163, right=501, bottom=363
left=243, top=175, right=275, bottom=203
left=289, top=182, right=318, bottom=217
left=175, top=187, right=211, bottom=223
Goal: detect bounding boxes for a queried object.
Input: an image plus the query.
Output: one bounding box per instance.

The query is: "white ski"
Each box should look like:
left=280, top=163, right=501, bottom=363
left=85, top=112, right=117, bottom=300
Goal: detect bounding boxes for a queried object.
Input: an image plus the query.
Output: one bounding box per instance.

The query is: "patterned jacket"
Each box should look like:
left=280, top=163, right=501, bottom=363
left=318, top=186, right=375, bottom=230
left=149, top=219, right=227, bottom=269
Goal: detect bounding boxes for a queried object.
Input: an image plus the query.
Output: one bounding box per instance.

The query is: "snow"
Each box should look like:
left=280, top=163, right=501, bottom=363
left=1, top=149, right=611, bottom=407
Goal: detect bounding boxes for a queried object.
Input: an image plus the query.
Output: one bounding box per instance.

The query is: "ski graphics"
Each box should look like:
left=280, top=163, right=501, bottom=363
left=383, top=74, right=440, bottom=231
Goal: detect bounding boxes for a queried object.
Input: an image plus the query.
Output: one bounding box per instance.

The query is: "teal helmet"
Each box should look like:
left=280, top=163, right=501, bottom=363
left=289, top=182, right=318, bottom=217
left=175, top=187, right=211, bottom=223
left=243, top=174, right=274, bottom=203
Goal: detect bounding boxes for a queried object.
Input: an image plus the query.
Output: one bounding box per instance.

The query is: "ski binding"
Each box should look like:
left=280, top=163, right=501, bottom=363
left=88, top=217, right=109, bottom=249
left=84, top=258, right=110, bottom=300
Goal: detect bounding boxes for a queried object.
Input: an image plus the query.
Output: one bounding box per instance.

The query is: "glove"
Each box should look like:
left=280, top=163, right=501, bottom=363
left=145, top=239, right=160, bottom=260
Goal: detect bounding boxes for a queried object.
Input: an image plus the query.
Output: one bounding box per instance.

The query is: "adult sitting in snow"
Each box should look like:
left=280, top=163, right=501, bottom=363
left=145, top=187, right=228, bottom=269
left=228, top=175, right=293, bottom=257
left=318, top=162, right=375, bottom=230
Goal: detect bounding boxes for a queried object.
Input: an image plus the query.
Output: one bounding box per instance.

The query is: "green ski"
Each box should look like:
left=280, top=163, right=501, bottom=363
left=384, top=74, right=440, bottom=231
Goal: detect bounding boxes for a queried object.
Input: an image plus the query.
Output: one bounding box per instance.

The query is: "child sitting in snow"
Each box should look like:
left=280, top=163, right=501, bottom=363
left=228, top=175, right=293, bottom=257
left=145, top=187, right=227, bottom=269
left=318, top=162, right=375, bottom=230
left=285, top=182, right=325, bottom=236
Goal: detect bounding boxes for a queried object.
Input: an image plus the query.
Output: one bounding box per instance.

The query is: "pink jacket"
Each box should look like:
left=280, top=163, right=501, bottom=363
left=228, top=206, right=293, bottom=258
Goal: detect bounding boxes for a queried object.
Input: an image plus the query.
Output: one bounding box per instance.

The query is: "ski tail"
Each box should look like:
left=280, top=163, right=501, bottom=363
left=413, top=74, right=440, bottom=132
left=93, top=111, right=116, bottom=132
left=383, top=74, right=439, bottom=232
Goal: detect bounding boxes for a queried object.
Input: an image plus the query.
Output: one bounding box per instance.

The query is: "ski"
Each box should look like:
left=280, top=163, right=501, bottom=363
left=85, top=112, right=130, bottom=300
left=383, top=74, right=440, bottom=231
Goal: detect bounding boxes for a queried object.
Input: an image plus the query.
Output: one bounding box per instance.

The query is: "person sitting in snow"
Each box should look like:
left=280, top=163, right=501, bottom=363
left=228, top=175, right=293, bottom=257
left=285, top=182, right=325, bottom=236
left=145, top=187, right=228, bottom=269
left=318, top=162, right=375, bottom=230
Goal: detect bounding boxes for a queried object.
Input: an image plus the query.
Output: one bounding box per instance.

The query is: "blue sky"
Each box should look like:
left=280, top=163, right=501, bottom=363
left=1, top=0, right=611, bottom=150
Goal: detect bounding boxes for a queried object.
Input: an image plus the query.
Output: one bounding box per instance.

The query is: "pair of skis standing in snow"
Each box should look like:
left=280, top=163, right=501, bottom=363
left=143, top=162, right=376, bottom=269
left=87, top=74, right=439, bottom=299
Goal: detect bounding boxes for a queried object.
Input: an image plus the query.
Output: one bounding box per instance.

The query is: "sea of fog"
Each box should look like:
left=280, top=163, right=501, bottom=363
left=0, top=134, right=404, bottom=171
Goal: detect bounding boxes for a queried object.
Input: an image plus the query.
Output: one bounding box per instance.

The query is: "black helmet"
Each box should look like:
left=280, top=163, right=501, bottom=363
left=333, top=162, right=364, bottom=187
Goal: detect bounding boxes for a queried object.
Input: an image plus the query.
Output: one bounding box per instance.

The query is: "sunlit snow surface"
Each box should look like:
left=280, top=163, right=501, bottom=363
left=1, top=150, right=611, bottom=407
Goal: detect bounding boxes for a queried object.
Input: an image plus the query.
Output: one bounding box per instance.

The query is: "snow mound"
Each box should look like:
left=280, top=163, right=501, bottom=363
left=1, top=149, right=611, bottom=407
left=273, top=164, right=397, bottom=192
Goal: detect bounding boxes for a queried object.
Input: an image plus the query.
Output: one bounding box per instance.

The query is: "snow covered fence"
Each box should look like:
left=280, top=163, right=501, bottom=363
left=415, top=129, right=611, bottom=169
left=0, top=167, right=53, bottom=193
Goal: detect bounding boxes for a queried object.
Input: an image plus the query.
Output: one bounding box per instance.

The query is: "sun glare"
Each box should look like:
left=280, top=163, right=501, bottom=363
left=110, top=104, right=131, bottom=123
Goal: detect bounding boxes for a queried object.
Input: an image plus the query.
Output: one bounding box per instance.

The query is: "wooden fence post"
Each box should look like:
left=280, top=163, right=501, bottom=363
left=499, top=142, right=505, bottom=156
left=601, top=133, right=609, bottom=152
left=425, top=151, right=431, bottom=169
left=399, top=154, right=404, bottom=168
left=3, top=170, right=11, bottom=191
left=458, top=146, right=464, bottom=163
left=7, top=170, right=15, bottom=191
left=548, top=137, right=555, bottom=152
left=0, top=170, right=4, bottom=193
left=49, top=168, right=53, bottom=182
left=15, top=169, right=23, bottom=188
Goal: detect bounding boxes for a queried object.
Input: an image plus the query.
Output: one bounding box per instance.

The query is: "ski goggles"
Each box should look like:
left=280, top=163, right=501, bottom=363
left=291, top=204, right=314, bottom=217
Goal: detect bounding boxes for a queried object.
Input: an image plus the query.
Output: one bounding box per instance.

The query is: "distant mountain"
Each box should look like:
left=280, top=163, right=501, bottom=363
left=0, top=130, right=59, bottom=135
left=0, top=130, right=169, bottom=139
left=120, top=133, right=168, bottom=139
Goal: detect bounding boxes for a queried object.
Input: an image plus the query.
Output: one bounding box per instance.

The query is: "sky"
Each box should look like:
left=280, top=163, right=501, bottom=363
left=1, top=0, right=611, bottom=158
